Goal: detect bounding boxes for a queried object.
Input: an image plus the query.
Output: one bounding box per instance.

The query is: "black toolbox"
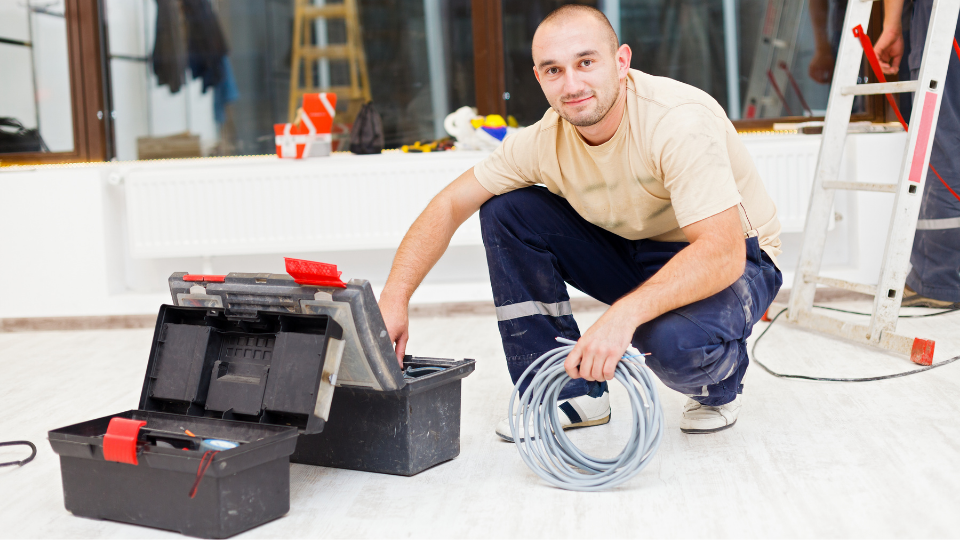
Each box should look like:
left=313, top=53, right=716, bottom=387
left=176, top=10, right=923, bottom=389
left=48, top=259, right=474, bottom=538
left=167, top=260, right=475, bottom=476
left=48, top=305, right=345, bottom=538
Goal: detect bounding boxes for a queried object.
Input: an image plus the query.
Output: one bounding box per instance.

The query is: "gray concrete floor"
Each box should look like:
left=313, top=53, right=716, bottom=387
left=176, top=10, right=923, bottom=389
left=2, top=302, right=960, bottom=538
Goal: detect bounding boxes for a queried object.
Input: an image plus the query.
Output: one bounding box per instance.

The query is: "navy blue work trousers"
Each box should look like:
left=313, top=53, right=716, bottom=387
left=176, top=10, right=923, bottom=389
left=906, top=0, right=960, bottom=302
left=479, top=186, right=782, bottom=406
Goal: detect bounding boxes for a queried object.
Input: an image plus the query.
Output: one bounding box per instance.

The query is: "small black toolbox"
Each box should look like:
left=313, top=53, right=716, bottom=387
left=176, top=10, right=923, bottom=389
left=167, top=259, right=475, bottom=476
left=48, top=304, right=345, bottom=538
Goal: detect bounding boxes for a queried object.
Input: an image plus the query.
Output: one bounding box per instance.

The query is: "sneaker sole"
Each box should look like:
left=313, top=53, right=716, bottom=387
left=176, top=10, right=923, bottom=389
left=680, top=419, right=737, bottom=434
left=496, top=412, right=612, bottom=443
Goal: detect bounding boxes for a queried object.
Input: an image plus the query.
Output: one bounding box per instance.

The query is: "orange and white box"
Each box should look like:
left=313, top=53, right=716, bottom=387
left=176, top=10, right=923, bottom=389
left=274, top=93, right=337, bottom=159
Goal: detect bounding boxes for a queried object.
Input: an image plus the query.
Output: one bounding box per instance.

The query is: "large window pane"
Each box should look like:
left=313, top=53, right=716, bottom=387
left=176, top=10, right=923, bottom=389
left=0, top=0, right=74, bottom=154
left=105, top=0, right=474, bottom=161
left=502, top=0, right=866, bottom=126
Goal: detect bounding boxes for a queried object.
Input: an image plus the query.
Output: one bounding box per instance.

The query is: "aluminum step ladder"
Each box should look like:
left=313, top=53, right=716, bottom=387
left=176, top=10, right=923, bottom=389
left=783, top=0, right=960, bottom=365
left=742, top=0, right=808, bottom=118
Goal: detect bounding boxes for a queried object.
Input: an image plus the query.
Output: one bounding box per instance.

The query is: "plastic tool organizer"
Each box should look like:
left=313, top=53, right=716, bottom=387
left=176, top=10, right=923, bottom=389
left=48, top=305, right=341, bottom=538
left=47, top=259, right=474, bottom=538
left=168, top=259, right=475, bottom=475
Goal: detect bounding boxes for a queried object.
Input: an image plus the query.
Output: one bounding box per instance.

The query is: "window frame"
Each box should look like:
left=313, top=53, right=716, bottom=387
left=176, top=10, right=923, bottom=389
left=0, top=0, right=113, bottom=166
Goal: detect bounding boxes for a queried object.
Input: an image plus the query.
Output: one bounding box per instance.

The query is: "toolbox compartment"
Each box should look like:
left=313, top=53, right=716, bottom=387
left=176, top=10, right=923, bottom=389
left=168, top=270, right=476, bottom=476
left=292, top=356, right=474, bottom=475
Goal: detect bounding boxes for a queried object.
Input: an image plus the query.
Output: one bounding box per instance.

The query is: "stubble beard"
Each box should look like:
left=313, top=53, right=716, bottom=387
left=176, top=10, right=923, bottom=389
left=554, top=81, right=620, bottom=127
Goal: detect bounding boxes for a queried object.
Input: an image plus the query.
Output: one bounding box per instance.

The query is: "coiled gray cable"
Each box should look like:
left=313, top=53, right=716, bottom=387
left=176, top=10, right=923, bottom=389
left=509, top=337, right=664, bottom=491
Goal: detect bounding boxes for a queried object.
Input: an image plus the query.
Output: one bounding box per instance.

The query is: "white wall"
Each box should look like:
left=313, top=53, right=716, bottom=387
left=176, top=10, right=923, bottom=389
left=0, top=132, right=910, bottom=319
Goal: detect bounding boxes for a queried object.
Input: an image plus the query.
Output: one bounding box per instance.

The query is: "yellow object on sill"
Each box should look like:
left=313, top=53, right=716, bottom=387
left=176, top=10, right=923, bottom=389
left=401, top=141, right=438, bottom=153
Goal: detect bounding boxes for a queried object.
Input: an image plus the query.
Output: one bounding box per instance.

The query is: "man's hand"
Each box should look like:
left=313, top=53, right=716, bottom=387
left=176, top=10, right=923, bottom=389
left=379, top=293, right=409, bottom=366
left=564, top=303, right=639, bottom=381
left=875, top=28, right=904, bottom=75
left=808, top=46, right=835, bottom=84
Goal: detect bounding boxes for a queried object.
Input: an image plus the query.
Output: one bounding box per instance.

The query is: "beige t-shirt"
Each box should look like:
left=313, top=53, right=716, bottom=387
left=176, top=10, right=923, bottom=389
left=474, top=69, right=782, bottom=266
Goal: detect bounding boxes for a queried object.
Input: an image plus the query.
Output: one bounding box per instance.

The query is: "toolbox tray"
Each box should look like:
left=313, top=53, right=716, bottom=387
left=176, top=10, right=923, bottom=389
left=168, top=271, right=476, bottom=475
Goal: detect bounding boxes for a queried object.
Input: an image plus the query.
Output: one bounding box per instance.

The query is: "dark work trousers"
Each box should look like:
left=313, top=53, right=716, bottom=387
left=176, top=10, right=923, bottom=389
left=905, top=0, right=960, bottom=302
left=479, top=186, right=782, bottom=407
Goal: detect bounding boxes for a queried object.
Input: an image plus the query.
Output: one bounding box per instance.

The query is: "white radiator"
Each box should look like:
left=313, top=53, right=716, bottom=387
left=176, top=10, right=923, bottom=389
left=742, top=134, right=835, bottom=233
left=123, top=137, right=840, bottom=259
left=123, top=152, right=488, bottom=259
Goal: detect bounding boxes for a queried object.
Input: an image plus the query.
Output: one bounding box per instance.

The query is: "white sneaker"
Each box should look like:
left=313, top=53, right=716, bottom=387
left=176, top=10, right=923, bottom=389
left=495, top=387, right=611, bottom=442
left=679, top=395, right=741, bottom=433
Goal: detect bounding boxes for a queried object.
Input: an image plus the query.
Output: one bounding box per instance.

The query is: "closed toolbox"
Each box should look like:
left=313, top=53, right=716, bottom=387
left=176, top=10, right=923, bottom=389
left=167, top=259, right=476, bottom=476
left=48, top=305, right=345, bottom=538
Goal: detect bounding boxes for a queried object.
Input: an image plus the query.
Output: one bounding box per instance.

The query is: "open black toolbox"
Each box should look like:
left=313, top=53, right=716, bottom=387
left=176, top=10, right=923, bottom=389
left=167, top=264, right=475, bottom=475
left=48, top=260, right=474, bottom=538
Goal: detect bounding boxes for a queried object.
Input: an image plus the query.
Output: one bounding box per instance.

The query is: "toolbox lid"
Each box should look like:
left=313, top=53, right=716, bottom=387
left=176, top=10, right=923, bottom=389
left=138, top=304, right=345, bottom=434
left=169, top=266, right=407, bottom=391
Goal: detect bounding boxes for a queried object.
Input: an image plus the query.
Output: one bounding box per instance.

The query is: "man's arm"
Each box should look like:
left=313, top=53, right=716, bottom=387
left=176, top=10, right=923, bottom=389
left=808, top=0, right=835, bottom=83
left=564, top=205, right=746, bottom=381
left=379, top=167, right=494, bottom=364
left=875, top=0, right=906, bottom=75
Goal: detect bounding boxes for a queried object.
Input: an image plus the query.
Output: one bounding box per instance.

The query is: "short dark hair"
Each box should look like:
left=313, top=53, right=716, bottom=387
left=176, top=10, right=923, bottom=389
left=536, top=5, right=619, bottom=53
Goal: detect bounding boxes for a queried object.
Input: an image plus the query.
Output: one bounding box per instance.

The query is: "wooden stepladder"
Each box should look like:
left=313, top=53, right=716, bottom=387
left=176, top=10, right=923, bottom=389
left=288, top=0, right=372, bottom=125
left=784, top=0, right=960, bottom=365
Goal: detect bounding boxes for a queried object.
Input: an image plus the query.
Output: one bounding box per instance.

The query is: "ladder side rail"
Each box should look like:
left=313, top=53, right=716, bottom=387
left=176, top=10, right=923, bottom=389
left=868, top=0, right=960, bottom=338
left=742, top=0, right=785, bottom=117
left=769, top=0, right=808, bottom=116
left=786, top=0, right=875, bottom=322
left=288, top=0, right=306, bottom=123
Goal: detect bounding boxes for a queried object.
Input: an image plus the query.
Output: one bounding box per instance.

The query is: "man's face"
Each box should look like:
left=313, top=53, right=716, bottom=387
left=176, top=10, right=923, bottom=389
left=532, top=18, right=624, bottom=127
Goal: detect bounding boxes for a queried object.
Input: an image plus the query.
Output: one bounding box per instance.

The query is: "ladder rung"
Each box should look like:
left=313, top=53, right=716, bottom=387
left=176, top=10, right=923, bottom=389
left=294, top=86, right=365, bottom=99
left=804, top=274, right=878, bottom=296
left=301, top=5, right=348, bottom=19
left=821, top=181, right=898, bottom=193
left=300, top=45, right=352, bottom=60
left=840, top=81, right=919, bottom=96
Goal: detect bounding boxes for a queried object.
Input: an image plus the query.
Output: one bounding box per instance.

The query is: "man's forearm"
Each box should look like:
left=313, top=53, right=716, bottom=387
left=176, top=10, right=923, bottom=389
left=381, top=168, right=492, bottom=304
left=615, top=212, right=746, bottom=328
left=382, top=196, right=461, bottom=303
left=810, top=0, right=831, bottom=47
left=883, top=0, right=905, bottom=33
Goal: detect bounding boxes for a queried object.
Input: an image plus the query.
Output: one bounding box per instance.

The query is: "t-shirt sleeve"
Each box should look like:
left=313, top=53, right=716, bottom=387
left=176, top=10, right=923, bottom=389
left=473, top=123, right=541, bottom=196
left=650, top=105, right=743, bottom=228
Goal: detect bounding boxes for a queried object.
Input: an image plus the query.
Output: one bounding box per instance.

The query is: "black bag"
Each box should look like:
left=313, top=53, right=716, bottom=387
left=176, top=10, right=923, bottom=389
left=0, top=117, right=48, bottom=153
left=349, top=102, right=384, bottom=154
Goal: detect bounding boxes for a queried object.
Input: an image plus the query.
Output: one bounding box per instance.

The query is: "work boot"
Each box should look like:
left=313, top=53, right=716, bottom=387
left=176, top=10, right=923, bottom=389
left=679, top=395, right=741, bottom=434
left=495, top=382, right=611, bottom=442
left=901, top=285, right=960, bottom=309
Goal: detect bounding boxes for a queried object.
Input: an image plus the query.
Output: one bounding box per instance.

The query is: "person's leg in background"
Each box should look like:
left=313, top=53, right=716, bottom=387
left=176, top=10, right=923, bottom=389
left=904, top=0, right=960, bottom=306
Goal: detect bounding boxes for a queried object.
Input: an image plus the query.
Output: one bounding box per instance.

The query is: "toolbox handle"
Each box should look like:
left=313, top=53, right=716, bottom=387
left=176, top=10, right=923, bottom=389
left=103, top=418, right=147, bottom=465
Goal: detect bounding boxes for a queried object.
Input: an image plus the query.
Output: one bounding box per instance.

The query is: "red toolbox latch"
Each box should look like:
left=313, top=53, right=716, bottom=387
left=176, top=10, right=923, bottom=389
left=183, top=274, right=227, bottom=283
left=103, top=418, right=147, bottom=465
left=285, top=258, right=347, bottom=288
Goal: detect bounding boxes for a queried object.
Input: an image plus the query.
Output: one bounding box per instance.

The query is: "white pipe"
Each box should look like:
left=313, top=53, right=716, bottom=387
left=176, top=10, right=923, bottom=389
left=423, top=0, right=448, bottom=139
left=722, top=0, right=741, bottom=119
left=314, top=0, right=331, bottom=89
